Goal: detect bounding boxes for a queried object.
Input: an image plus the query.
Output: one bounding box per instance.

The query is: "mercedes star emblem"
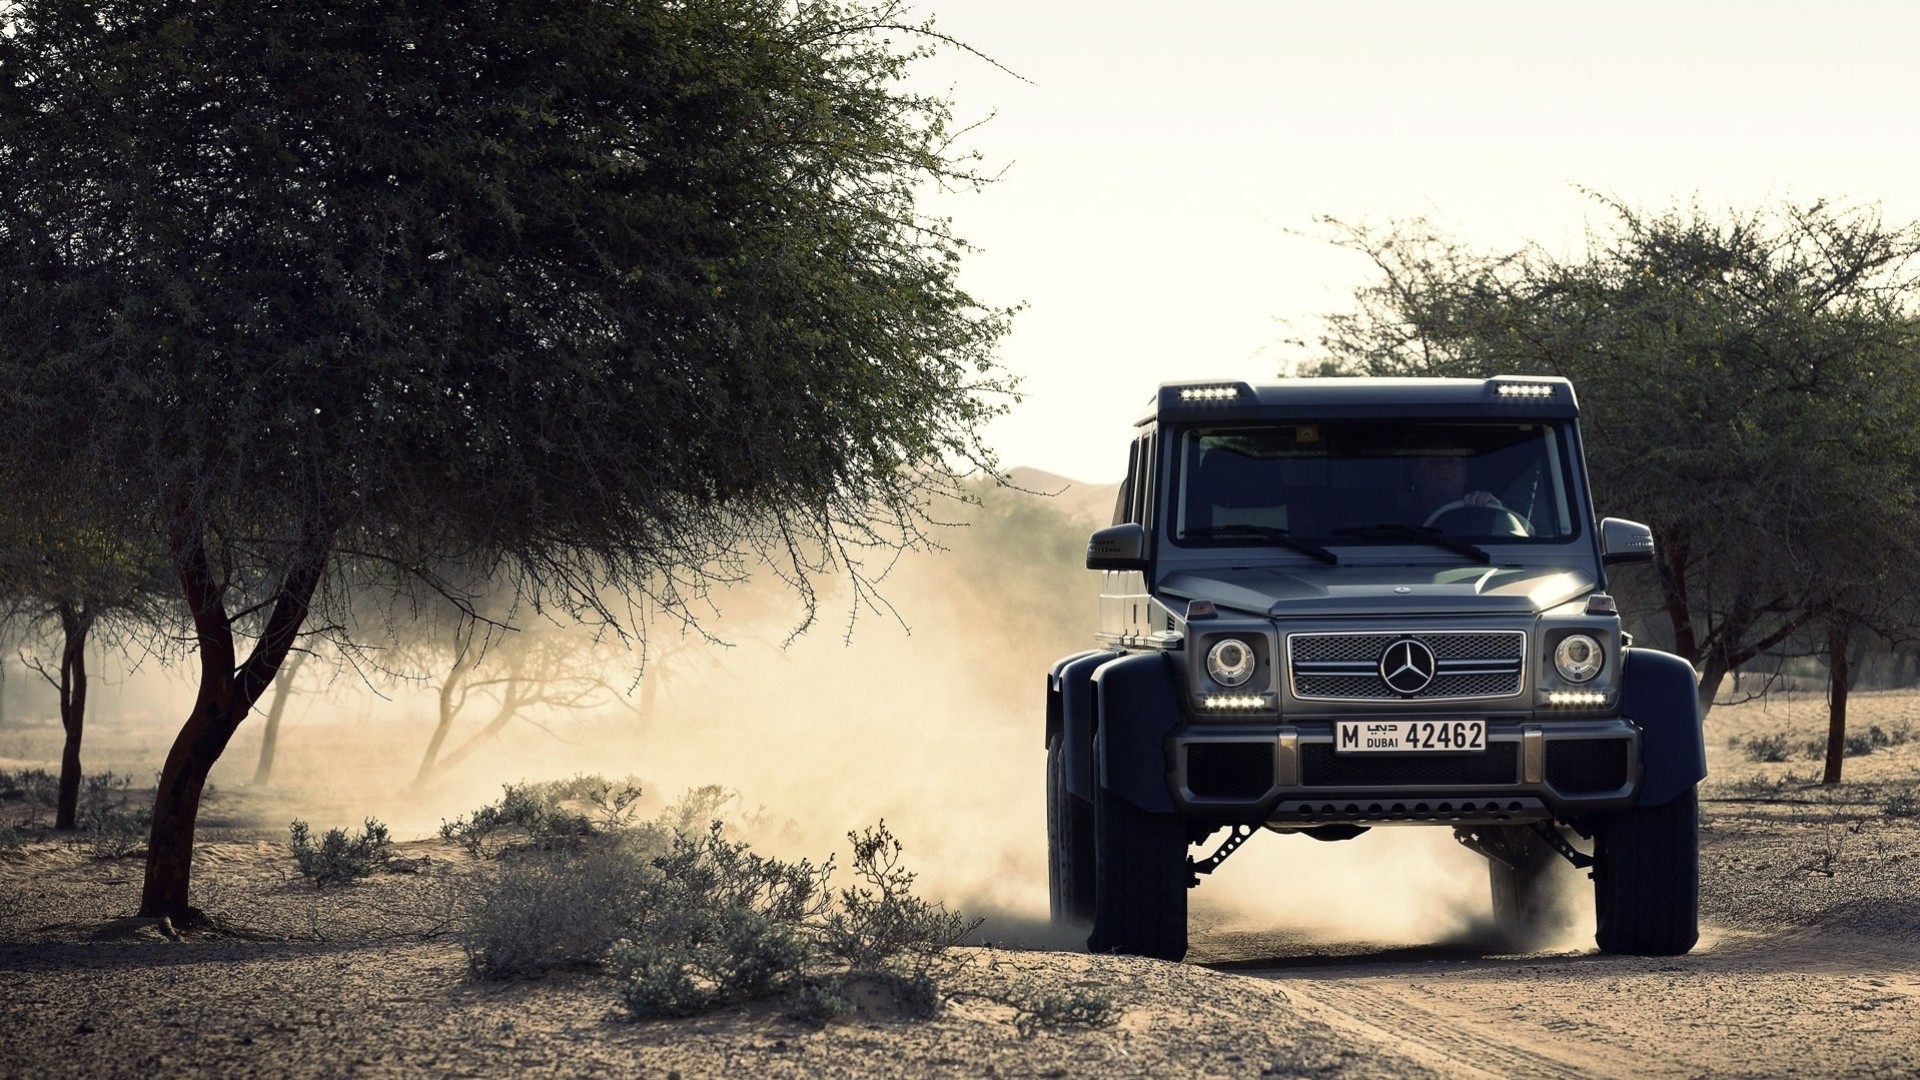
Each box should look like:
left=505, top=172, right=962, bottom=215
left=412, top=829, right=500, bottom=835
left=1378, top=638, right=1438, bottom=696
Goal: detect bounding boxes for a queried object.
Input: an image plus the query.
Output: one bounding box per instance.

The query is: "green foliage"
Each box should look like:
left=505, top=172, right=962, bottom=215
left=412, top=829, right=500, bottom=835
left=0, top=0, right=1015, bottom=630
left=289, top=818, right=395, bottom=886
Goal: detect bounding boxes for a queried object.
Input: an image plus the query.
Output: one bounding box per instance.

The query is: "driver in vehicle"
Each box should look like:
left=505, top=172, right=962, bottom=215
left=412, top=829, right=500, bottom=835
left=1412, top=452, right=1503, bottom=525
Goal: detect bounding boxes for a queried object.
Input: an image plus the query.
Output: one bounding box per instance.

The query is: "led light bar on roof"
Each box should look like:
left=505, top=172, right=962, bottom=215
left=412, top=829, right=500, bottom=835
left=1179, top=385, right=1242, bottom=401
left=1495, top=383, right=1556, bottom=398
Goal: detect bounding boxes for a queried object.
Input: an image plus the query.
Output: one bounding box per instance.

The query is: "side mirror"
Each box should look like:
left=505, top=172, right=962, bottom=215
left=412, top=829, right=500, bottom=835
left=1599, top=517, right=1655, bottom=565
left=1087, top=523, right=1148, bottom=571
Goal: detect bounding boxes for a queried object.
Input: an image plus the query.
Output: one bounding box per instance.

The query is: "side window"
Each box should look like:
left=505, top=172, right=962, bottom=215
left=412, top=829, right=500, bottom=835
left=1112, top=439, right=1139, bottom=526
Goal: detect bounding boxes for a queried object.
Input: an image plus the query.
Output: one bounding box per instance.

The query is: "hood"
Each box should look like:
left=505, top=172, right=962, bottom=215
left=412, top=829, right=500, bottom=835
left=1158, top=563, right=1597, bottom=617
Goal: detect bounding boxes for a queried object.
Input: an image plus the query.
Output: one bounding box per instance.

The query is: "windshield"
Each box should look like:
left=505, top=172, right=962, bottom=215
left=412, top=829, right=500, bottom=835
left=1170, top=421, right=1578, bottom=548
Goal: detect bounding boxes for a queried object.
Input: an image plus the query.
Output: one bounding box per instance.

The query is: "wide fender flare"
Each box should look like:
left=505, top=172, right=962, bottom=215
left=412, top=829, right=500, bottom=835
left=1050, top=650, right=1110, bottom=803
left=1092, top=651, right=1182, bottom=814
left=1619, top=647, right=1706, bottom=807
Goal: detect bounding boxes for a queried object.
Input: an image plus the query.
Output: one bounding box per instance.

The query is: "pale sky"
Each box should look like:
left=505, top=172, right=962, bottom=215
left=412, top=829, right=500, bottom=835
left=907, top=0, right=1920, bottom=482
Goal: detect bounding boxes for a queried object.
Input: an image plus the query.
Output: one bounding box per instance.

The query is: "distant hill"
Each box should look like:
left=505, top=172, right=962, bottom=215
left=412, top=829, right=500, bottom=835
left=998, top=467, right=1120, bottom=527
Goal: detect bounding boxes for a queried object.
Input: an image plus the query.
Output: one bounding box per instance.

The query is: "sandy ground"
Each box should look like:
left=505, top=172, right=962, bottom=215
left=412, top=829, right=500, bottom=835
left=5, top=688, right=1920, bottom=1078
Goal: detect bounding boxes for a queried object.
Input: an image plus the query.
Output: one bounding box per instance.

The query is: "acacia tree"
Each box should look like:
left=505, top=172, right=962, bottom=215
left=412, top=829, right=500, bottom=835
left=1316, top=199, right=1920, bottom=721
left=0, top=0, right=1014, bottom=921
left=0, top=528, right=173, bottom=829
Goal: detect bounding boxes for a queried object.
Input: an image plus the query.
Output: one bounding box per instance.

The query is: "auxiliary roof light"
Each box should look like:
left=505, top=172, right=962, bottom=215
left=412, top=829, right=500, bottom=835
left=1494, top=383, right=1556, bottom=398
left=1179, top=385, right=1242, bottom=402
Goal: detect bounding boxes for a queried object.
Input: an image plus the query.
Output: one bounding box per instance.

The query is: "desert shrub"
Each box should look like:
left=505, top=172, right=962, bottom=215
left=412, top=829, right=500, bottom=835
left=1742, top=733, right=1793, bottom=763
left=439, top=775, right=642, bottom=858
left=1845, top=731, right=1875, bottom=757
left=0, top=820, right=29, bottom=856
left=612, top=823, right=831, bottom=1018
left=1883, top=788, right=1920, bottom=820
left=784, top=978, right=857, bottom=1024
left=446, top=780, right=972, bottom=1022
left=819, top=822, right=981, bottom=981
left=993, top=980, right=1119, bottom=1037
left=657, top=784, right=738, bottom=837
left=0, top=768, right=58, bottom=824
left=462, top=835, right=658, bottom=979
left=74, top=774, right=150, bottom=859
left=289, top=818, right=394, bottom=885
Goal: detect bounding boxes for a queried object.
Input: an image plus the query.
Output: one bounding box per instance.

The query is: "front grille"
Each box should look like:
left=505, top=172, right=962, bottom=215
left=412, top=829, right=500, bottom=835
left=1289, top=631, right=1525, bottom=702
left=1186, top=742, right=1275, bottom=799
left=1301, top=742, right=1518, bottom=787
left=1546, top=739, right=1631, bottom=793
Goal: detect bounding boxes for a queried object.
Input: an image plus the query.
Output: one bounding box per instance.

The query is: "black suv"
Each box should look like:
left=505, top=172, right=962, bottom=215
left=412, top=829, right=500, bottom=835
left=1046, top=376, right=1703, bottom=960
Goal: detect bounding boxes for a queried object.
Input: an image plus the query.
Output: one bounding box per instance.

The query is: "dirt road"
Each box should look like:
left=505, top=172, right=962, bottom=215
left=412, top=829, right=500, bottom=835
left=1190, top=920, right=1920, bottom=1078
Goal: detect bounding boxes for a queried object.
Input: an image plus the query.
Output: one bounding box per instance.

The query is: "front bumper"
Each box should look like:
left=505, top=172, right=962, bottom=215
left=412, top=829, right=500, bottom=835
left=1169, top=717, right=1641, bottom=826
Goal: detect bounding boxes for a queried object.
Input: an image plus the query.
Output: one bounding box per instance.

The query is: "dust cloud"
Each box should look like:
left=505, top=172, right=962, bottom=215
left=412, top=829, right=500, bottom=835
left=0, top=472, right=1591, bottom=954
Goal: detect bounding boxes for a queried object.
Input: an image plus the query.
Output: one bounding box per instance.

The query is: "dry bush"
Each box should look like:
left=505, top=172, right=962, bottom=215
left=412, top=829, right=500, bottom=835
left=288, top=818, right=394, bottom=885
left=438, top=776, right=644, bottom=858
left=612, top=822, right=832, bottom=1017
left=463, top=834, right=661, bottom=978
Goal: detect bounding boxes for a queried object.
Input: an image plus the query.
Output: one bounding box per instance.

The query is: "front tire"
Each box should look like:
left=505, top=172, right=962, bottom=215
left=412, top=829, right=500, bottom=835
left=1592, top=786, right=1700, bottom=956
left=1087, top=783, right=1188, bottom=961
left=1046, top=735, right=1094, bottom=924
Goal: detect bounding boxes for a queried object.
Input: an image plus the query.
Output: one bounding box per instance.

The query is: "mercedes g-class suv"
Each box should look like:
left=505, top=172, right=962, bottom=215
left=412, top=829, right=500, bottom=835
left=1046, top=376, right=1703, bottom=960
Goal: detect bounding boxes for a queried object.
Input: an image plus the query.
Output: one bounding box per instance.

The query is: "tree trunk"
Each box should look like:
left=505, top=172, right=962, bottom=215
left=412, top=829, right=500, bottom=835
left=412, top=648, right=480, bottom=788
left=54, top=604, right=94, bottom=831
left=249, top=649, right=306, bottom=787
left=1823, top=614, right=1852, bottom=786
left=422, top=674, right=525, bottom=782
left=140, top=526, right=327, bottom=921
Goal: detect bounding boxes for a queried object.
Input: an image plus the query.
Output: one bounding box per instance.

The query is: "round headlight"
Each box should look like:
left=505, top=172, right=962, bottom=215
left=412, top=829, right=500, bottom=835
left=1554, top=634, right=1604, bottom=683
left=1206, top=638, right=1257, bottom=687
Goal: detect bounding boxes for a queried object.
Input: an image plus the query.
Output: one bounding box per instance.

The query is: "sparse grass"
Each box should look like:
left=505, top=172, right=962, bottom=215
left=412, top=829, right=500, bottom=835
left=1883, top=788, right=1920, bottom=820
left=73, top=772, right=149, bottom=859
left=992, top=980, right=1119, bottom=1038
left=289, top=818, right=394, bottom=885
left=0, top=768, right=58, bottom=825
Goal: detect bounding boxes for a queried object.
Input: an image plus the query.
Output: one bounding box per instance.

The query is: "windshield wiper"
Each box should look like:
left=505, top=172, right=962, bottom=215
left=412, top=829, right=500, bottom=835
left=1182, top=525, right=1339, bottom=565
left=1329, top=523, right=1491, bottom=564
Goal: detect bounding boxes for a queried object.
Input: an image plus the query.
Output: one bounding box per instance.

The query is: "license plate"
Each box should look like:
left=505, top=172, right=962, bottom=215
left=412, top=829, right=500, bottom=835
left=1335, top=720, right=1486, bottom=753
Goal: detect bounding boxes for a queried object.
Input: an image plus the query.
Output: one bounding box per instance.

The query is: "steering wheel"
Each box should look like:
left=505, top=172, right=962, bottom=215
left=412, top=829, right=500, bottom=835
left=1426, top=501, right=1534, bottom=537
